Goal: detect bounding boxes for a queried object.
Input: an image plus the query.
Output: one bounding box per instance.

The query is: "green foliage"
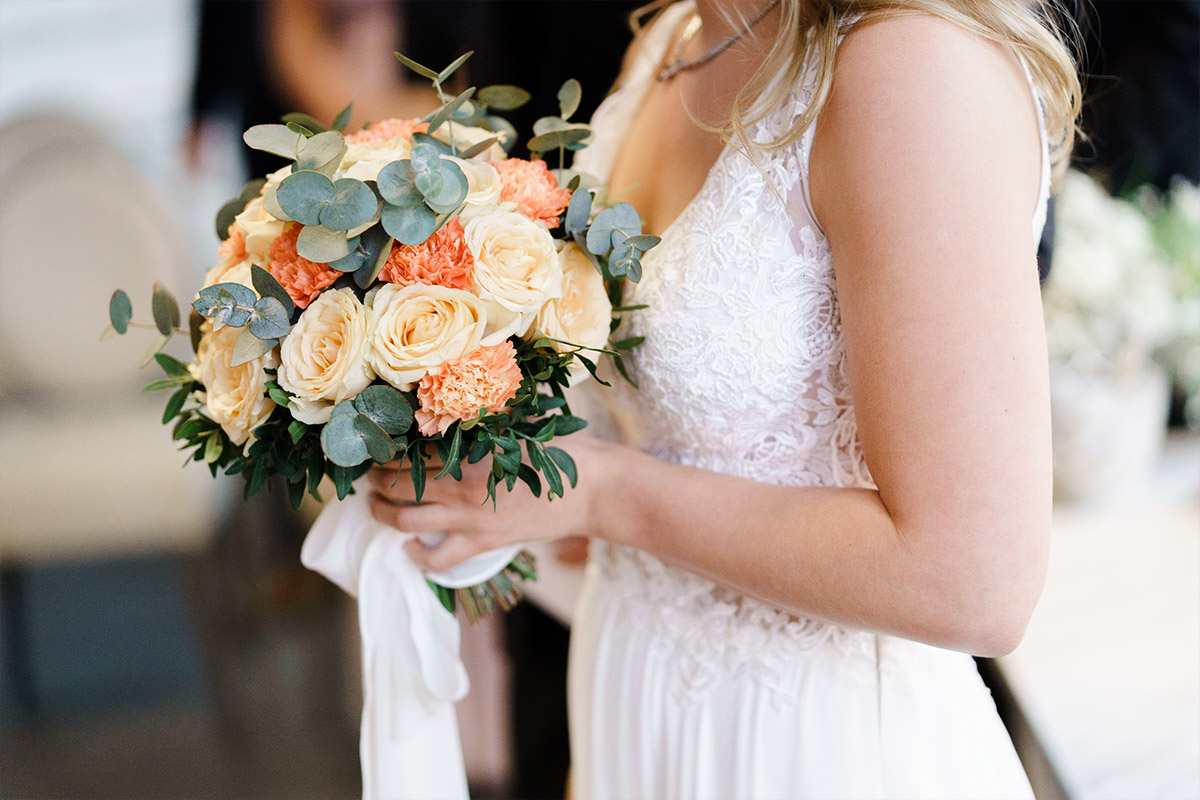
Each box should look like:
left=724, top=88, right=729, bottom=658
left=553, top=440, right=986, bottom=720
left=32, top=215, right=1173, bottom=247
left=557, top=79, right=582, bottom=120
left=109, top=289, right=132, bottom=334
left=152, top=284, right=181, bottom=335
left=214, top=178, right=267, bottom=240
left=477, top=85, right=531, bottom=111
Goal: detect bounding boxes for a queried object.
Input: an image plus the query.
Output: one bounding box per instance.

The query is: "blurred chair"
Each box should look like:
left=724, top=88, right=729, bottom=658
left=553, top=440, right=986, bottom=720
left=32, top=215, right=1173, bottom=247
left=0, top=113, right=237, bottom=715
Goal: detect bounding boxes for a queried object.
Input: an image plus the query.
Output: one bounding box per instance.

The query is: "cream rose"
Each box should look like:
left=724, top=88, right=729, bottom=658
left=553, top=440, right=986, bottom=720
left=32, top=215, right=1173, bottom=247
left=444, top=156, right=502, bottom=222
left=277, top=287, right=376, bottom=424
left=433, top=121, right=506, bottom=162
left=201, top=258, right=254, bottom=291
left=235, top=196, right=286, bottom=266
left=192, top=324, right=278, bottom=445
left=367, top=283, right=487, bottom=390
left=463, top=211, right=563, bottom=343
left=339, top=137, right=415, bottom=183
left=531, top=243, right=612, bottom=384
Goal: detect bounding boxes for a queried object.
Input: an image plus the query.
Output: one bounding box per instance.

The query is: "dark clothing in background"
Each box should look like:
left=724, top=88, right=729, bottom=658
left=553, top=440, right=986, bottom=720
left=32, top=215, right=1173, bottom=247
left=1075, top=0, right=1200, bottom=193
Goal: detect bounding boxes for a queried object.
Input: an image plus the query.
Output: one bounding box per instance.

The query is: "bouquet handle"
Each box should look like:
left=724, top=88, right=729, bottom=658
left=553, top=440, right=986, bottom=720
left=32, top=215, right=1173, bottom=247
left=301, top=482, right=470, bottom=800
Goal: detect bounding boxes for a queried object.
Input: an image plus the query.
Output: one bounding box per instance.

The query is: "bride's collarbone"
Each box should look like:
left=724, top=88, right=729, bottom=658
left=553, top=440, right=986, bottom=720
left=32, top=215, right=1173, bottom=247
left=607, top=84, right=728, bottom=237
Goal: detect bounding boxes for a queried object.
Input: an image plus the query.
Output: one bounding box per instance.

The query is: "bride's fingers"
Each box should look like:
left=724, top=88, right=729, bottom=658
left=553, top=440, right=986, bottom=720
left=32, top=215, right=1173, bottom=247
left=404, top=532, right=491, bottom=572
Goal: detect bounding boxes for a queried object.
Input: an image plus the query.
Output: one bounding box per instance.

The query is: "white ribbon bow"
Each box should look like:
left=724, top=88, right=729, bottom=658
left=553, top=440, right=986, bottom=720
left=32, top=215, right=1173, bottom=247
left=301, top=481, right=470, bottom=800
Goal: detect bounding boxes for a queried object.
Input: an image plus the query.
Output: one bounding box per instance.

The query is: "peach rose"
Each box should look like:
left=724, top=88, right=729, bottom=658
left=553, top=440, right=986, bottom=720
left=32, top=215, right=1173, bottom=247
left=192, top=323, right=278, bottom=446
left=277, top=287, right=376, bottom=424
left=340, top=119, right=429, bottom=183
left=495, top=159, right=571, bottom=228
left=366, top=283, right=487, bottom=391
left=234, top=195, right=287, bottom=266
left=268, top=223, right=341, bottom=309
left=415, top=340, right=521, bottom=435
left=379, top=217, right=474, bottom=290
left=463, top=211, right=563, bottom=343
left=531, top=242, right=612, bottom=383
left=444, top=156, right=503, bottom=221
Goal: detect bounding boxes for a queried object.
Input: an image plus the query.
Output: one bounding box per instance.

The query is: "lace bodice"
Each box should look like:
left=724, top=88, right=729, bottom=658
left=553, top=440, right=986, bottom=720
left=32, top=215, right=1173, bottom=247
left=572, top=1, right=1050, bottom=694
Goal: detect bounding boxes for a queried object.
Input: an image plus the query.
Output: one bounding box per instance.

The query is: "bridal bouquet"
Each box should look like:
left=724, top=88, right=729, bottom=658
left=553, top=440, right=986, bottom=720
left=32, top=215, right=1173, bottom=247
left=107, top=52, right=656, bottom=620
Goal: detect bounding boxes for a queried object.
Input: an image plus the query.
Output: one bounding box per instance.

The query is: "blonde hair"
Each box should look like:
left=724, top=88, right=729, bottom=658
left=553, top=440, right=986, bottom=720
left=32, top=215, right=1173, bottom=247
left=633, top=0, right=1082, bottom=187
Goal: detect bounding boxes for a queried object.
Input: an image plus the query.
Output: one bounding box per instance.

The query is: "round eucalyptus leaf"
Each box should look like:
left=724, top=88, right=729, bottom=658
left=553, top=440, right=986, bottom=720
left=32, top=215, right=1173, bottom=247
left=354, top=384, right=413, bottom=436
left=564, top=188, right=592, bottom=236
left=208, top=281, right=257, bottom=308
left=261, top=184, right=294, bottom=223
left=376, top=161, right=423, bottom=208
left=423, top=163, right=467, bottom=214
left=328, top=250, right=366, bottom=273
left=533, top=115, right=569, bottom=137
left=381, top=203, right=437, bottom=246
left=612, top=202, right=641, bottom=232
left=230, top=327, right=276, bottom=366
left=414, top=168, right=445, bottom=202
left=248, top=296, right=291, bottom=339
left=346, top=205, right=383, bottom=238
left=109, top=290, right=132, bottom=335
left=214, top=196, right=246, bottom=240
left=528, top=128, right=591, bottom=153
left=321, top=413, right=371, bottom=467
left=477, top=84, right=531, bottom=112
left=331, top=400, right=357, bottom=419
left=557, top=78, right=582, bottom=121
left=409, top=143, right=442, bottom=174
left=192, top=295, right=217, bottom=317
left=297, top=130, right=347, bottom=170
left=355, top=414, right=397, bottom=463
left=586, top=207, right=619, bottom=255
left=152, top=284, right=181, bottom=336
left=243, top=124, right=302, bottom=158
left=321, top=178, right=378, bottom=231
left=277, top=170, right=335, bottom=226
left=296, top=224, right=354, bottom=263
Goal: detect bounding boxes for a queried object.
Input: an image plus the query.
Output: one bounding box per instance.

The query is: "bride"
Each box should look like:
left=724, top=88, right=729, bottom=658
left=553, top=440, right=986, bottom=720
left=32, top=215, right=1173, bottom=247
left=368, top=0, right=1080, bottom=796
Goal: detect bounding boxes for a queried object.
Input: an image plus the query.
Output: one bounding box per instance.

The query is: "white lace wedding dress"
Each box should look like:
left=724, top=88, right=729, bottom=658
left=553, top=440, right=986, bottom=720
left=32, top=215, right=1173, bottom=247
left=567, top=3, right=1048, bottom=798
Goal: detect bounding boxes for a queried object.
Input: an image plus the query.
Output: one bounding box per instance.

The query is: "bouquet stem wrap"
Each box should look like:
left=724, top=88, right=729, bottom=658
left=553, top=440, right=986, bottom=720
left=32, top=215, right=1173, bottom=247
left=301, top=480, right=470, bottom=800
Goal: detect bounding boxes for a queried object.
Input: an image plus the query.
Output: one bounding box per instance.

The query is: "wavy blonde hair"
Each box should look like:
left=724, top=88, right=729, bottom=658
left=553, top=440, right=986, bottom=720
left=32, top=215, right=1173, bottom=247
left=633, top=0, right=1082, bottom=187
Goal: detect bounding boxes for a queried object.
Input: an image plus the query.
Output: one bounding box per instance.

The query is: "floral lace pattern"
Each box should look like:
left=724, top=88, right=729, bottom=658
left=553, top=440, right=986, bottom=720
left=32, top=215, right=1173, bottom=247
left=573, top=2, right=1046, bottom=704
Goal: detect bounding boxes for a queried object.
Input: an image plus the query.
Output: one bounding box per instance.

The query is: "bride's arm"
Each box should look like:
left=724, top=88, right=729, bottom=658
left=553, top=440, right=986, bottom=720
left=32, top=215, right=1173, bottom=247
left=368, top=16, right=1052, bottom=658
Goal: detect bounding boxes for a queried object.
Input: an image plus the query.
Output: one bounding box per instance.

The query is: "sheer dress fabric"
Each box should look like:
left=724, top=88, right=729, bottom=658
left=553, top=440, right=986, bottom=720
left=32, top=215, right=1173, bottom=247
left=567, top=2, right=1048, bottom=798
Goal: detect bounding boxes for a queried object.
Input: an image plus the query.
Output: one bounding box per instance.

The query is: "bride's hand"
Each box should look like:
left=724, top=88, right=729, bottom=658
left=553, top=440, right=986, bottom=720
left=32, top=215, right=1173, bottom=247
left=366, top=435, right=607, bottom=572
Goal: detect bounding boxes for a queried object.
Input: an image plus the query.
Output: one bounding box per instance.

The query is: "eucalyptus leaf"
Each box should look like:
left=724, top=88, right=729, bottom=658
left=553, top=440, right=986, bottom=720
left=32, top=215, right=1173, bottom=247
left=231, top=326, right=276, bottom=366
left=565, top=188, right=592, bottom=236
left=192, top=295, right=216, bottom=317
left=354, top=384, right=413, bottom=435
left=381, top=203, right=437, bottom=246
left=426, top=87, right=476, bottom=136
left=331, top=400, right=357, bottom=419
left=481, top=115, right=518, bottom=152
left=250, top=265, right=295, bottom=316
left=295, top=130, right=347, bottom=172
left=189, top=311, right=205, bottom=354
left=414, top=167, right=445, bottom=201
left=286, top=121, right=314, bottom=137
left=346, top=204, right=383, bottom=238
left=214, top=196, right=246, bottom=240
left=296, top=225, right=355, bottom=262
left=436, top=50, right=474, bottom=85
left=528, top=128, right=591, bottom=154
left=394, top=51, right=439, bottom=80
left=354, top=231, right=394, bottom=289
left=322, top=178, right=378, bottom=231
left=332, top=100, right=354, bottom=132
left=281, top=112, right=329, bottom=134
left=249, top=296, right=291, bottom=339
left=321, top=414, right=369, bottom=467
left=409, top=142, right=442, bottom=174
left=422, top=162, right=467, bottom=214
left=328, top=250, right=366, bottom=273
left=557, top=78, right=582, bottom=120
left=203, top=281, right=257, bottom=308
left=459, top=136, right=500, bottom=160
left=243, top=124, right=303, bottom=158
left=277, top=170, right=335, bottom=226
left=376, top=160, right=423, bottom=207
left=478, top=84, right=531, bottom=111
left=262, top=183, right=294, bottom=222
left=409, top=132, right=453, bottom=156
left=354, top=413, right=396, bottom=463
left=109, top=289, right=132, bottom=335
left=152, top=284, right=180, bottom=335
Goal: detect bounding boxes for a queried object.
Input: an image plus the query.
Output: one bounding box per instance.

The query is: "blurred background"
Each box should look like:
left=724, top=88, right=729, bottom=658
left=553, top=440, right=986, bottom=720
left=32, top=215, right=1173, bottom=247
left=0, top=2, right=1196, bottom=799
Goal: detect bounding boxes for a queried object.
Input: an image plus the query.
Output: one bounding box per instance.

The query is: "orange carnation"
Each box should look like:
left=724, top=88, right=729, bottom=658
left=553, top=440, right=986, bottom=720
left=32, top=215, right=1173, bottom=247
left=344, top=118, right=429, bottom=145
left=268, top=223, right=341, bottom=309
left=495, top=159, right=571, bottom=228
left=217, top=223, right=248, bottom=265
left=415, top=340, right=522, bottom=436
left=379, top=217, right=474, bottom=290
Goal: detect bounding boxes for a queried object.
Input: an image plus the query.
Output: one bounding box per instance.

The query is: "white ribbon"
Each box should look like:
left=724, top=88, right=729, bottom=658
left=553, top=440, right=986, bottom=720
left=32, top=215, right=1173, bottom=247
left=301, top=481, right=470, bottom=800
